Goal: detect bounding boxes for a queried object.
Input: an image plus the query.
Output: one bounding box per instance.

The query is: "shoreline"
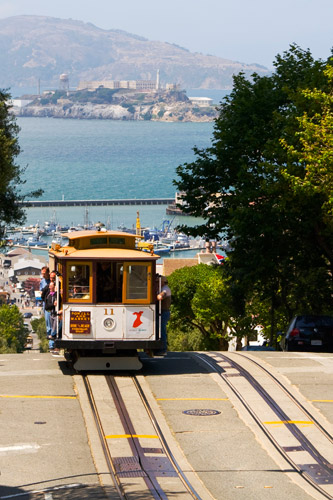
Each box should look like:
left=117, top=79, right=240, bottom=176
left=12, top=102, right=218, bottom=123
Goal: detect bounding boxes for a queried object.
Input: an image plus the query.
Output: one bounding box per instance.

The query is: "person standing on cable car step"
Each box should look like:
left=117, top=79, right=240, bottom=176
left=40, top=266, right=50, bottom=292
left=155, top=276, right=171, bottom=355
left=41, top=271, right=56, bottom=344
left=43, top=281, right=58, bottom=351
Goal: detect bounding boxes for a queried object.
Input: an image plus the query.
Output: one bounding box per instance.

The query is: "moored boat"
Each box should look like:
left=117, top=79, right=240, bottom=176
left=160, top=231, right=190, bottom=249
left=26, top=235, right=48, bottom=247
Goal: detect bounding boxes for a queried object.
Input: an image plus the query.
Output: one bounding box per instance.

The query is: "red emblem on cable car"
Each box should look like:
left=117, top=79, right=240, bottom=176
left=132, top=311, right=144, bottom=328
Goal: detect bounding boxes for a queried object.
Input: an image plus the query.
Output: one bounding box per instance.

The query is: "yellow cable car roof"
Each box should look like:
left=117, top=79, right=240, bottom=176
left=49, top=230, right=160, bottom=260
left=51, top=247, right=160, bottom=260
left=62, top=229, right=138, bottom=241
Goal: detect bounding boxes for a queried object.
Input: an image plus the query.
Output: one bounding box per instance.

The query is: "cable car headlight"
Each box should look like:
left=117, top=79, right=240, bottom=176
left=103, top=317, right=115, bottom=330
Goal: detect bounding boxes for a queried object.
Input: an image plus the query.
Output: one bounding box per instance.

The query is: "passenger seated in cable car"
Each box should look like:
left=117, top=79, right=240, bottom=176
left=68, top=264, right=90, bottom=299
left=81, top=286, right=90, bottom=299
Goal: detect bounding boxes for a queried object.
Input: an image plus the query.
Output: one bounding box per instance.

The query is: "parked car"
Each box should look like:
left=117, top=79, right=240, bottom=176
left=23, top=312, right=33, bottom=318
left=280, top=315, right=333, bottom=352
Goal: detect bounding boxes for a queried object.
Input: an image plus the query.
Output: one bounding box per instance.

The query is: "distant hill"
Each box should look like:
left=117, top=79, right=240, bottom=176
left=0, top=15, right=270, bottom=93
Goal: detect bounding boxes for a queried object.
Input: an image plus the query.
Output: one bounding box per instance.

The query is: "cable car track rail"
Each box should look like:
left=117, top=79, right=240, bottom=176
left=192, top=352, right=333, bottom=500
left=132, top=374, right=203, bottom=499
left=82, top=373, right=203, bottom=499
left=232, top=351, right=333, bottom=444
left=82, top=374, right=125, bottom=499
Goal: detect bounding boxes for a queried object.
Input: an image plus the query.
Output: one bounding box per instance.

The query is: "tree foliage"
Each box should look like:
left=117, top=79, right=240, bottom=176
left=281, top=64, right=333, bottom=258
left=0, top=304, right=28, bottom=353
left=174, top=45, right=333, bottom=341
left=0, top=89, right=42, bottom=241
left=168, top=264, right=255, bottom=350
left=31, top=316, right=48, bottom=352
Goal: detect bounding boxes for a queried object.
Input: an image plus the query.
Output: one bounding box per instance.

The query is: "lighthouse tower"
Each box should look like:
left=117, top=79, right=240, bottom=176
left=156, top=69, right=160, bottom=91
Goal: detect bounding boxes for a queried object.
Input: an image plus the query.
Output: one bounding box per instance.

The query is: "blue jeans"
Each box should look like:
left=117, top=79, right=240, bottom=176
left=44, top=310, right=52, bottom=337
left=48, top=336, right=56, bottom=349
left=160, top=310, right=170, bottom=351
left=48, top=314, right=57, bottom=349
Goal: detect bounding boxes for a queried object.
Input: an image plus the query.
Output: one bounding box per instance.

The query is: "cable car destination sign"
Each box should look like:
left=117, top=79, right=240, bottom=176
left=70, top=310, right=91, bottom=334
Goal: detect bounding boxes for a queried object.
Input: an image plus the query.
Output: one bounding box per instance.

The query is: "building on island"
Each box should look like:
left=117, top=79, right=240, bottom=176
left=59, top=73, right=69, bottom=91
left=10, top=98, right=34, bottom=108
left=165, top=83, right=181, bottom=91
left=77, top=79, right=159, bottom=91
left=77, top=70, right=179, bottom=93
left=188, top=96, right=213, bottom=106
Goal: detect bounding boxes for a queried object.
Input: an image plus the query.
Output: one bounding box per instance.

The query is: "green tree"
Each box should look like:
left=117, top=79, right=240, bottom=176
left=0, top=304, right=28, bottom=353
left=281, top=64, right=333, bottom=268
left=174, top=46, right=333, bottom=342
left=31, top=316, right=48, bottom=352
left=0, top=90, right=42, bottom=241
left=168, top=264, right=254, bottom=350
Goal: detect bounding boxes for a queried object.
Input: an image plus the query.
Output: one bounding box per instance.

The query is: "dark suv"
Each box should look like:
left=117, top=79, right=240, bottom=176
left=280, top=315, right=333, bottom=352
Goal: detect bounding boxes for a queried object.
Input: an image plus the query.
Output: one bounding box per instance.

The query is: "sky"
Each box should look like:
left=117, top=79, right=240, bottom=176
left=0, top=0, right=332, bottom=69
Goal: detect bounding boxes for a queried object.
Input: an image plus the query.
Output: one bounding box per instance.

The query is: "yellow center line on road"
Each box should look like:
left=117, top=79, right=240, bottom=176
left=264, top=420, right=313, bottom=425
left=156, top=397, right=229, bottom=401
left=310, top=399, right=333, bottom=402
left=105, top=434, right=159, bottom=439
left=0, top=394, right=77, bottom=399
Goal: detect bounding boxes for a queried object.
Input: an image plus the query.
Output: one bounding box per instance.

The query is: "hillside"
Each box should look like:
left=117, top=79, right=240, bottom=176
left=0, top=15, right=270, bottom=92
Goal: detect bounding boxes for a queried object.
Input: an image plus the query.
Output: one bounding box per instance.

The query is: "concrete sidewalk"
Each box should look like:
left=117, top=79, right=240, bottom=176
left=0, top=353, right=110, bottom=499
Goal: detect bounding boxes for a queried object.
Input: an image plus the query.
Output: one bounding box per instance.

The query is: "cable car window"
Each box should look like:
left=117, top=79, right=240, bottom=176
left=68, top=264, right=91, bottom=300
left=126, top=265, right=148, bottom=300
left=96, top=262, right=123, bottom=303
left=90, top=237, right=107, bottom=245
left=108, top=237, right=125, bottom=245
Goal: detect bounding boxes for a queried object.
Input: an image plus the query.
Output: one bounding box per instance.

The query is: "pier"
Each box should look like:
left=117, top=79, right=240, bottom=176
left=20, top=198, right=174, bottom=208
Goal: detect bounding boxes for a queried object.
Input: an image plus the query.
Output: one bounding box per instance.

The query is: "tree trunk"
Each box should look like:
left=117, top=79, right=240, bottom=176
left=236, top=337, right=243, bottom=351
left=218, top=337, right=229, bottom=351
left=270, top=294, right=276, bottom=346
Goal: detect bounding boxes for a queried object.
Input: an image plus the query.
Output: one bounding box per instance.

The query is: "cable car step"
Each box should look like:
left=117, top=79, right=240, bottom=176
left=73, top=355, right=143, bottom=371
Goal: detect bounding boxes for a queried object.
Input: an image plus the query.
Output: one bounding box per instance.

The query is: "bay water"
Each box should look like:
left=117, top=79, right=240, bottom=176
left=14, top=115, right=221, bottom=261
left=17, top=117, right=215, bottom=231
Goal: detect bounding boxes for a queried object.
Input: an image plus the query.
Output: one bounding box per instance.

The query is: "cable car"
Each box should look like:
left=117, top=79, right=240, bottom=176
left=25, top=335, right=33, bottom=349
left=49, top=230, right=164, bottom=370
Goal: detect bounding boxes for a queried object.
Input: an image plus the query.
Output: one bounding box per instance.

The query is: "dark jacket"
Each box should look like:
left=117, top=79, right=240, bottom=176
left=44, top=291, right=57, bottom=312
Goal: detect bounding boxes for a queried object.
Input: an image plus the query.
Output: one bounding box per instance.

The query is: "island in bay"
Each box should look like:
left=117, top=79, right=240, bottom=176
left=2, top=15, right=270, bottom=122
left=12, top=82, right=219, bottom=122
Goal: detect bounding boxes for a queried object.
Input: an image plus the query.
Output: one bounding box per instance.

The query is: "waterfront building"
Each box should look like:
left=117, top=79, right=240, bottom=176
left=8, top=256, right=46, bottom=284
left=10, top=99, right=33, bottom=108
left=188, top=97, right=213, bottom=106
left=77, top=70, right=178, bottom=93
left=77, top=79, right=160, bottom=92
